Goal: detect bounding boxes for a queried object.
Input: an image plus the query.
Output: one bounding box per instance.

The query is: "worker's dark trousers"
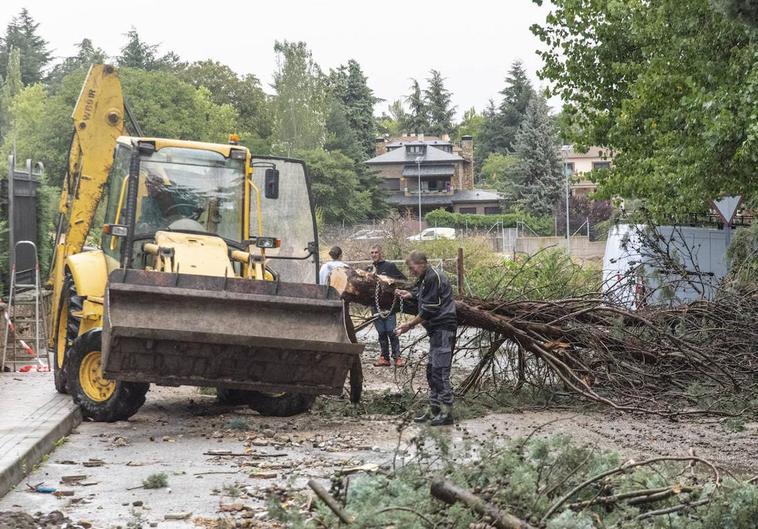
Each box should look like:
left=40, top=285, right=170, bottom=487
left=374, top=313, right=401, bottom=359
left=426, top=327, right=456, bottom=407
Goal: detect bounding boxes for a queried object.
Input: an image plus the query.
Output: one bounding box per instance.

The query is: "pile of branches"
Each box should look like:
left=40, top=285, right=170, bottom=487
left=332, top=265, right=757, bottom=417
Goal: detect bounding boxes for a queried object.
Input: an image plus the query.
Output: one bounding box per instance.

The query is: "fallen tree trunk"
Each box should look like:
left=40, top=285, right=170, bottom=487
left=329, top=267, right=757, bottom=417
left=430, top=479, right=537, bottom=529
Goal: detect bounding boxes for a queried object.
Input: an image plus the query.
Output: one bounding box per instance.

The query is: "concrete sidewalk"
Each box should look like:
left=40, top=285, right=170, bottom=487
left=0, top=372, right=81, bottom=497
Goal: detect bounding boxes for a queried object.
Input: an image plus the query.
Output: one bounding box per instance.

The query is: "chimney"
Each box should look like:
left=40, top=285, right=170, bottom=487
left=441, top=133, right=450, bottom=142
left=374, top=136, right=387, bottom=156
left=460, top=135, right=474, bottom=190
left=419, top=132, right=424, bottom=141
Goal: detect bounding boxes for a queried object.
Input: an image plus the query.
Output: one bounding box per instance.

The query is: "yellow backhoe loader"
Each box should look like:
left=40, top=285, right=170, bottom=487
left=48, top=64, right=362, bottom=422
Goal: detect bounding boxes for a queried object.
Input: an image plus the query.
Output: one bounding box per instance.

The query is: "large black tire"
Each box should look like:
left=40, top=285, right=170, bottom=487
left=216, top=388, right=253, bottom=405
left=66, top=330, right=149, bottom=422
left=247, top=392, right=316, bottom=417
left=53, top=274, right=82, bottom=394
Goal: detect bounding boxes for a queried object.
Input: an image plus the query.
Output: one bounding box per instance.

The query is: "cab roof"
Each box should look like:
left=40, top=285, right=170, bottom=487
left=116, top=136, right=248, bottom=158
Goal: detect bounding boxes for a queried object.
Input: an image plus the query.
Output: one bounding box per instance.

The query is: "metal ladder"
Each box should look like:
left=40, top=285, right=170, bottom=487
left=2, top=241, right=49, bottom=372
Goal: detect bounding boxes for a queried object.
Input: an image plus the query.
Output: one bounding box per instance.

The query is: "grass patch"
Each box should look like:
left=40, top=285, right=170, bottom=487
left=224, top=417, right=249, bottom=431
left=142, top=472, right=168, bottom=489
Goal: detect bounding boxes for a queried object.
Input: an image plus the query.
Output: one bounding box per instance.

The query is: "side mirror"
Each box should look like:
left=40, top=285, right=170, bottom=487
left=264, top=168, right=279, bottom=199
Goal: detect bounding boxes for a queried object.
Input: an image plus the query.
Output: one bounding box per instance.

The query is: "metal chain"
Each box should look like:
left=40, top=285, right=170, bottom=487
left=374, top=281, right=403, bottom=319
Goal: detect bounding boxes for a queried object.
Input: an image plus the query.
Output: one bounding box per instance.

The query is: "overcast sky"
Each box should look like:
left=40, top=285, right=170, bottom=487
left=3, top=0, right=555, bottom=117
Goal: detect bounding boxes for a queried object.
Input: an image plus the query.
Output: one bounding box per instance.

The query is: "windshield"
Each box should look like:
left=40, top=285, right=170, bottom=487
left=250, top=158, right=318, bottom=284
left=136, top=147, right=244, bottom=242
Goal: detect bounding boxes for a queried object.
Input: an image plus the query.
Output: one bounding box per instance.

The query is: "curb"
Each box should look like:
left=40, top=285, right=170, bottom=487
left=0, top=400, right=82, bottom=497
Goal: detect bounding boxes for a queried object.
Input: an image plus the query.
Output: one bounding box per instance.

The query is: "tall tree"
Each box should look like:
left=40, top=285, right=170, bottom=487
left=711, top=0, right=758, bottom=27
left=533, top=0, right=758, bottom=214
left=0, top=9, right=51, bottom=85
left=512, top=94, right=562, bottom=216
left=424, top=69, right=456, bottom=136
left=0, top=47, right=22, bottom=134
left=117, top=28, right=180, bottom=71
left=178, top=60, right=272, bottom=149
left=476, top=61, right=535, bottom=172
left=377, top=99, right=408, bottom=136
left=271, top=40, right=328, bottom=154
left=46, top=38, right=108, bottom=88
left=405, top=79, right=429, bottom=134
left=329, top=59, right=378, bottom=158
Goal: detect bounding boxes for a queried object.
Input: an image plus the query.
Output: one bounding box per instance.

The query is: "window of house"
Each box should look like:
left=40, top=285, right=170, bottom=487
left=564, top=162, right=575, bottom=175
left=459, top=207, right=477, bottom=214
left=484, top=206, right=502, bottom=215
left=592, top=161, right=611, bottom=170
left=406, top=145, right=426, bottom=155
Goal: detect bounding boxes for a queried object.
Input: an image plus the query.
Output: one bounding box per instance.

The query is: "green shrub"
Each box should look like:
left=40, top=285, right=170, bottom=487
left=425, top=208, right=554, bottom=236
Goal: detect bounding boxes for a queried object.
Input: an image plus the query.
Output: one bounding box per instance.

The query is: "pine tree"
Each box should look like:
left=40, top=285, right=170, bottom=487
left=424, top=69, right=456, bottom=136
left=0, top=9, right=51, bottom=85
left=117, top=28, right=180, bottom=71
left=329, top=60, right=379, bottom=158
left=405, top=79, right=428, bottom=134
left=0, top=47, right=22, bottom=135
left=512, top=94, right=563, bottom=216
left=46, top=38, right=108, bottom=87
left=476, top=60, right=535, bottom=169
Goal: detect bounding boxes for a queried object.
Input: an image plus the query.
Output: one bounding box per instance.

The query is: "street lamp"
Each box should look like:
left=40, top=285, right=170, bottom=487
left=415, top=155, right=423, bottom=232
left=560, top=145, right=572, bottom=256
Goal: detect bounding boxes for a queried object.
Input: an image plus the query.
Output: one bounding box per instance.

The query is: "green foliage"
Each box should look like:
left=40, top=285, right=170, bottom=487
left=224, top=417, right=249, bottom=431
left=142, top=472, right=168, bottom=489
left=45, top=39, right=107, bottom=88
left=178, top=59, right=272, bottom=149
left=533, top=0, right=758, bottom=215
left=425, top=208, right=553, bottom=235
left=271, top=433, right=755, bottom=528
left=272, top=40, right=328, bottom=153
left=0, top=9, right=51, bottom=85
left=329, top=60, right=378, bottom=158
left=424, top=69, right=456, bottom=137
left=0, top=46, right=22, bottom=135
left=475, top=60, right=535, bottom=172
left=405, top=79, right=428, bottom=133
left=456, top=107, right=485, bottom=141
left=117, top=28, right=181, bottom=71
left=726, top=223, right=758, bottom=281
left=299, top=148, right=371, bottom=224
left=466, top=249, right=601, bottom=300
left=711, top=0, right=758, bottom=28
left=512, top=94, right=563, bottom=216
left=480, top=152, right=520, bottom=200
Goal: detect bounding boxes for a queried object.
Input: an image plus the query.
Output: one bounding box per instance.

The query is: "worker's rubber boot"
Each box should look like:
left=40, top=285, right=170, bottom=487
left=430, top=404, right=454, bottom=426
left=414, top=405, right=440, bottom=423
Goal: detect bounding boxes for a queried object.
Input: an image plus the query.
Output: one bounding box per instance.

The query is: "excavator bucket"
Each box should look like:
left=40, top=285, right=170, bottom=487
left=101, top=269, right=363, bottom=395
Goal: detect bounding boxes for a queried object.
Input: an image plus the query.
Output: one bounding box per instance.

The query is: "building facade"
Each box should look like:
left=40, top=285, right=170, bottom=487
left=366, top=133, right=502, bottom=215
left=561, top=146, right=612, bottom=198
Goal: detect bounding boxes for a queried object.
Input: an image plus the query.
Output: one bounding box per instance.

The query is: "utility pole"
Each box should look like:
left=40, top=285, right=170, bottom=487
left=561, top=145, right=571, bottom=256
left=415, top=155, right=423, bottom=233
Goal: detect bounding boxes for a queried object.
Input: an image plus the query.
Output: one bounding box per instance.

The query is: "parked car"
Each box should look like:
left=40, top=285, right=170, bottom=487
left=407, top=227, right=457, bottom=241
left=349, top=228, right=391, bottom=240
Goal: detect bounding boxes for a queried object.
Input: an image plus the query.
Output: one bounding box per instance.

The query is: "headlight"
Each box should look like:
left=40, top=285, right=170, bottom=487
left=255, top=237, right=281, bottom=249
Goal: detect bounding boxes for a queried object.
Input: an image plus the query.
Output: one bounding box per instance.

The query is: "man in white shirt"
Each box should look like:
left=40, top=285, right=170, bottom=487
left=319, top=246, right=347, bottom=285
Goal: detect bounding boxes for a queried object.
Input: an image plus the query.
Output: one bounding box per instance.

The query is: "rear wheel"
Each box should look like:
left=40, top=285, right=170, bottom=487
left=66, top=330, right=149, bottom=422
left=53, top=274, right=82, bottom=394
left=247, top=392, right=316, bottom=417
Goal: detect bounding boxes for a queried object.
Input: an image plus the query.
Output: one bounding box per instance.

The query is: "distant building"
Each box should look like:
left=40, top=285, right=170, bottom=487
left=561, top=146, right=612, bottom=198
left=366, top=133, right=502, bottom=216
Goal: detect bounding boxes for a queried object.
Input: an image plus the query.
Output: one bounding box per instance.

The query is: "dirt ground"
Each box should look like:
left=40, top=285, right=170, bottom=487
left=1, top=341, right=755, bottom=528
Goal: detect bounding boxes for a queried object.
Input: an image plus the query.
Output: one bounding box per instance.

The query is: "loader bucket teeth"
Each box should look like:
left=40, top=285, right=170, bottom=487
left=102, top=269, right=363, bottom=395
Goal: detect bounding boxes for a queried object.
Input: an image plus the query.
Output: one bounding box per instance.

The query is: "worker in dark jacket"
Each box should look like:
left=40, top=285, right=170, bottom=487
left=367, top=245, right=407, bottom=367
left=395, top=250, right=457, bottom=426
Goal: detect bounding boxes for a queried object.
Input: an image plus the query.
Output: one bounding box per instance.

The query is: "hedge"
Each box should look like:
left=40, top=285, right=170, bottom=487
left=424, top=209, right=553, bottom=236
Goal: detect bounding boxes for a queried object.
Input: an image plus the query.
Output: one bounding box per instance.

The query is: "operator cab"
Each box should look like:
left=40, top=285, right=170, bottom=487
left=99, top=137, right=319, bottom=283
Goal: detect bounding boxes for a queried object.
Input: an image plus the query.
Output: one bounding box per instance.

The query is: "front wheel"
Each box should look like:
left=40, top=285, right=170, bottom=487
left=66, top=330, right=149, bottom=422
left=247, top=392, right=316, bottom=417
